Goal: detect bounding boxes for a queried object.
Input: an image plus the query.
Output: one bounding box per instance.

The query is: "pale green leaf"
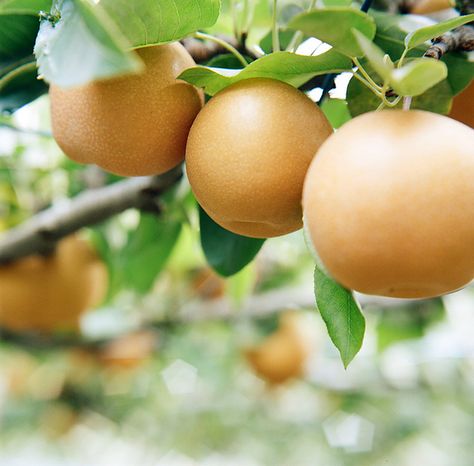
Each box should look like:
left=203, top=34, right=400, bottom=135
left=179, top=49, right=352, bottom=95
left=391, top=58, right=448, bottom=96
left=34, top=0, right=142, bottom=87
left=288, top=8, right=376, bottom=57
left=405, top=14, right=474, bottom=50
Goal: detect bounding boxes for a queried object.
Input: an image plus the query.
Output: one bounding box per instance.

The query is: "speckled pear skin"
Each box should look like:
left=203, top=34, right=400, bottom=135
left=50, top=43, right=203, bottom=177
left=185, top=78, right=333, bottom=238
left=303, top=110, right=474, bottom=299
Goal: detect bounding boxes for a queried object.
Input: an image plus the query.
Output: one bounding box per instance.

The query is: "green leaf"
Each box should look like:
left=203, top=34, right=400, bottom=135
left=0, top=15, right=38, bottom=64
left=200, top=207, right=264, bottom=277
left=372, top=11, right=474, bottom=96
left=121, top=213, right=182, bottom=293
left=376, top=299, right=444, bottom=352
left=353, top=29, right=393, bottom=82
left=314, top=264, right=365, bottom=368
left=346, top=61, right=453, bottom=116
left=34, top=0, right=142, bottom=87
left=100, top=0, right=221, bottom=48
left=0, top=0, right=51, bottom=15
left=0, top=60, right=47, bottom=112
left=0, top=13, right=48, bottom=111
left=259, top=29, right=297, bottom=54
left=323, top=0, right=352, bottom=5
left=288, top=7, right=376, bottom=57
left=320, top=98, right=351, bottom=129
left=391, top=58, right=448, bottom=96
left=179, top=49, right=352, bottom=95
left=405, top=14, right=474, bottom=50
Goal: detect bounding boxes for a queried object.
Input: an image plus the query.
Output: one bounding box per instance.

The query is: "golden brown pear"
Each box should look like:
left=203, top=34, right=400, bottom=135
left=450, top=80, right=474, bottom=128
left=411, top=0, right=453, bottom=14
left=0, top=235, right=108, bottom=332
left=185, top=78, right=333, bottom=238
left=50, top=43, right=203, bottom=177
left=303, top=110, right=474, bottom=299
left=245, top=312, right=313, bottom=385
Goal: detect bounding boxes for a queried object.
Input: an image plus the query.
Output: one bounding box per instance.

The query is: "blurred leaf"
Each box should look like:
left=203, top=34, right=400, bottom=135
left=0, top=15, right=38, bottom=63
left=100, top=0, right=220, bottom=47
left=0, top=12, right=47, bottom=111
left=180, top=49, right=352, bottom=95
left=121, top=213, right=182, bottom=293
left=391, top=58, right=447, bottom=96
left=323, top=0, right=352, bottom=5
left=288, top=8, right=376, bottom=57
left=347, top=61, right=453, bottom=115
left=259, top=29, right=297, bottom=53
left=372, top=11, right=474, bottom=96
left=376, top=298, right=445, bottom=351
left=0, top=0, right=51, bottom=14
left=405, top=14, right=474, bottom=50
left=227, top=263, right=258, bottom=306
left=314, top=264, right=365, bottom=368
left=353, top=29, right=393, bottom=82
left=205, top=53, right=249, bottom=69
left=34, top=0, right=142, bottom=87
left=200, top=207, right=264, bottom=277
left=0, top=61, right=47, bottom=112
left=320, top=98, right=351, bottom=129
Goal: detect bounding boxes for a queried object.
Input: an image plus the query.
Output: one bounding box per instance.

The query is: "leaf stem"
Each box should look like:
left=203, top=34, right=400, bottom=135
left=352, top=72, right=382, bottom=98
left=353, top=57, right=383, bottom=91
left=272, top=0, right=280, bottom=52
left=398, top=47, right=409, bottom=68
left=194, top=32, right=249, bottom=67
left=286, top=0, right=317, bottom=52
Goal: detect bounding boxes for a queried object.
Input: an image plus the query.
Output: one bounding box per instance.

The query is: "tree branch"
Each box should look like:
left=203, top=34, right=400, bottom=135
left=0, top=166, right=182, bottom=264
left=425, top=24, right=474, bottom=59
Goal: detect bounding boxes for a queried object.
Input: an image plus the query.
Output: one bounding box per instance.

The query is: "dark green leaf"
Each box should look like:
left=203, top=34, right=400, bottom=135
left=0, top=13, right=47, bottom=111
left=34, top=0, right=142, bottom=87
left=288, top=8, right=376, bottom=57
left=405, top=14, right=474, bottom=50
left=200, top=207, right=264, bottom=277
left=0, top=60, right=48, bottom=112
left=100, top=0, right=221, bottom=48
left=179, top=49, right=352, bottom=95
left=121, top=213, right=182, bottom=293
left=314, top=264, right=365, bottom=368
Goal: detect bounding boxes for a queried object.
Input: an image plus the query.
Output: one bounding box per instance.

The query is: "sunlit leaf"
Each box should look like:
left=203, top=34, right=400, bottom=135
left=405, top=14, right=474, bottom=50
left=288, top=8, right=376, bottom=57
left=100, top=0, right=221, bottom=48
left=391, top=58, right=447, bottom=96
left=180, top=49, right=352, bottom=95
left=314, top=264, right=365, bottom=368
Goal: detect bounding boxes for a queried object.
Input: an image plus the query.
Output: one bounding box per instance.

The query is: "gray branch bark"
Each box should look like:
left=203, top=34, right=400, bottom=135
left=0, top=166, right=182, bottom=264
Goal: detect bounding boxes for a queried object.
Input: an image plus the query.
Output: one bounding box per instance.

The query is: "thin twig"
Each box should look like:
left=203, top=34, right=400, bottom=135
left=0, top=166, right=182, bottom=264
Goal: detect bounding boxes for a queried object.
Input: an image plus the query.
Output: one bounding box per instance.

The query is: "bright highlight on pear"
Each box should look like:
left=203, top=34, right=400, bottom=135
left=303, top=110, right=474, bottom=298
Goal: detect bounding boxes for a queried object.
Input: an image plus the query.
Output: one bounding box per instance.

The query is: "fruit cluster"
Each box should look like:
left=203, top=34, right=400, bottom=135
left=1, top=40, right=472, bottom=334
left=49, top=43, right=474, bottom=300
